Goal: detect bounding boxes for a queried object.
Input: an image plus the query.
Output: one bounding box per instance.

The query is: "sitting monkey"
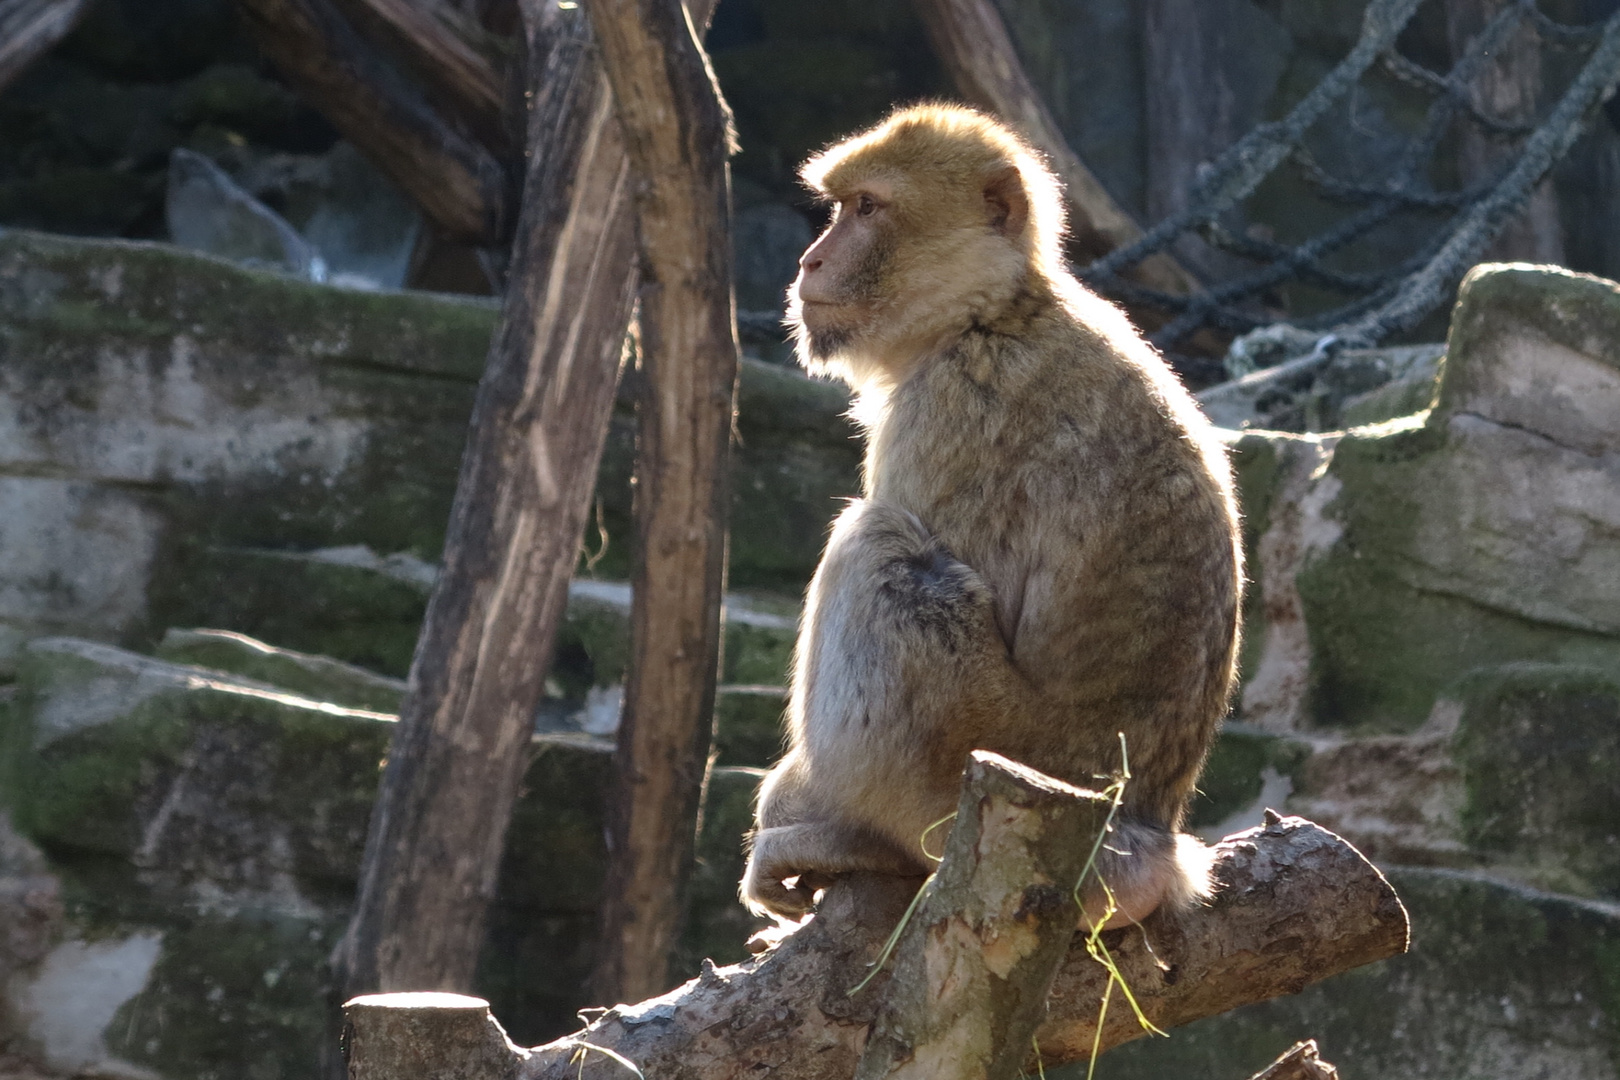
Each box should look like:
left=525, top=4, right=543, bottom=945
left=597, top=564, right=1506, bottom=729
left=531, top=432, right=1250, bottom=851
left=741, top=105, right=1242, bottom=930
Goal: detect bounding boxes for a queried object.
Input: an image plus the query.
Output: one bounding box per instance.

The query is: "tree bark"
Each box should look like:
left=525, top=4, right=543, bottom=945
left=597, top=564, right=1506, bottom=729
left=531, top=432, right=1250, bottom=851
left=327, top=0, right=512, bottom=149
left=340, top=813, right=1405, bottom=1080
left=332, top=0, right=641, bottom=997
left=910, top=0, right=1196, bottom=296
left=234, top=0, right=510, bottom=244
left=855, top=753, right=1110, bottom=1080
left=1247, top=1040, right=1340, bottom=1080
left=0, top=0, right=90, bottom=94
left=1444, top=0, right=1566, bottom=264
left=583, top=0, right=740, bottom=1008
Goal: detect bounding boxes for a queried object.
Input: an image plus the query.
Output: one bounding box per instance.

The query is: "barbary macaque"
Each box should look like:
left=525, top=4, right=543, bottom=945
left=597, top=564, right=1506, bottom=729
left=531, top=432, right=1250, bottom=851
left=741, top=105, right=1242, bottom=930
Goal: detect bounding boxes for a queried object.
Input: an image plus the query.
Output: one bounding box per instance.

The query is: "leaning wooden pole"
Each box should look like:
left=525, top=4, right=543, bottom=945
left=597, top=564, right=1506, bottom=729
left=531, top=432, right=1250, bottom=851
left=909, top=0, right=1197, bottom=298
left=0, top=0, right=92, bottom=94
left=583, top=0, right=741, bottom=1006
left=333, top=1, right=643, bottom=998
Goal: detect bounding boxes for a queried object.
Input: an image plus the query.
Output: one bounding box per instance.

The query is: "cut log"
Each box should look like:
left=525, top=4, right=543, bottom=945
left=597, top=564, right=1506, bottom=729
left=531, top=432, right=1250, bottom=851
left=332, top=0, right=642, bottom=996
left=328, top=0, right=512, bottom=148
left=235, top=0, right=509, bottom=244
left=0, top=0, right=91, bottom=94
left=910, top=0, right=1197, bottom=297
left=583, top=0, right=740, bottom=1007
left=344, top=993, right=529, bottom=1080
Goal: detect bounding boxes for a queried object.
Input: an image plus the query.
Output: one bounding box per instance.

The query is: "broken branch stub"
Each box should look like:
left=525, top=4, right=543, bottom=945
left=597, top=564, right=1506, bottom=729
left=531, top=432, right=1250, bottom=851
left=1247, top=1039, right=1340, bottom=1080
left=855, top=751, right=1111, bottom=1080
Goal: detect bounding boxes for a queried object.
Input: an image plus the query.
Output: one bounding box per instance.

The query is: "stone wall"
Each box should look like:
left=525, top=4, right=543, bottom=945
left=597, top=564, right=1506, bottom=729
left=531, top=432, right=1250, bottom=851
left=3, top=236, right=1620, bottom=1079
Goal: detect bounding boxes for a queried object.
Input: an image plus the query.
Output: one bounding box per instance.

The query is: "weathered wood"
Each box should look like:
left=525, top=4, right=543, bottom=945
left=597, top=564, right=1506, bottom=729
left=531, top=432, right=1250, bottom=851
left=333, top=0, right=641, bottom=996
left=235, top=0, right=509, bottom=244
left=911, top=0, right=1196, bottom=296
left=583, top=0, right=740, bottom=1007
left=344, top=993, right=529, bottom=1080
left=0, top=0, right=90, bottom=94
left=328, top=0, right=511, bottom=148
left=1247, top=1040, right=1340, bottom=1080
left=505, top=815, right=1408, bottom=1080
left=855, top=753, right=1110, bottom=1080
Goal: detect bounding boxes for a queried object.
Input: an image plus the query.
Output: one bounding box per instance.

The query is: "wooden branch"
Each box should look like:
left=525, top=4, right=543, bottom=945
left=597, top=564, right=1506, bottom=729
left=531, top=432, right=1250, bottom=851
left=1248, top=1040, right=1339, bottom=1080
left=0, top=0, right=90, bottom=94
left=855, top=753, right=1110, bottom=1080
left=333, top=2, right=642, bottom=996
left=501, top=815, right=1403, bottom=1079
left=235, top=0, right=509, bottom=244
left=584, top=0, right=740, bottom=1005
left=910, top=0, right=1197, bottom=296
left=328, top=0, right=511, bottom=148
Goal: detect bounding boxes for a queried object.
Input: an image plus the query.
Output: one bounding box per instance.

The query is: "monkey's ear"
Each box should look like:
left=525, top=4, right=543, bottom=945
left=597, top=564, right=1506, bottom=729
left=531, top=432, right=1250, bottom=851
left=983, top=166, right=1030, bottom=239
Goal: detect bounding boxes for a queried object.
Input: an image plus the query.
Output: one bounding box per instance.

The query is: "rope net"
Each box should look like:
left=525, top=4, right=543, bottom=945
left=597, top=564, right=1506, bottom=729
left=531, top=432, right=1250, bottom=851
left=1078, top=0, right=1620, bottom=378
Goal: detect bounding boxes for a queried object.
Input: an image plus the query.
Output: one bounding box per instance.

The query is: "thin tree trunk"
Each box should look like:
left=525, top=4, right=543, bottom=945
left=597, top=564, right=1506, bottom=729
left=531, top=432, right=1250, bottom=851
left=0, top=0, right=90, bottom=94
left=235, top=0, right=510, bottom=244
left=332, top=0, right=641, bottom=997
left=582, top=0, right=738, bottom=1008
left=1445, top=0, right=1566, bottom=264
left=911, top=0, right=1197, bottom=297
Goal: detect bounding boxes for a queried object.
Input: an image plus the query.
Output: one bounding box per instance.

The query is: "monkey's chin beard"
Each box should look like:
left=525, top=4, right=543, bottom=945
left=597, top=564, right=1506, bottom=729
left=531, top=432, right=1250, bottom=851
left=787, top=296, right=874, bottom=384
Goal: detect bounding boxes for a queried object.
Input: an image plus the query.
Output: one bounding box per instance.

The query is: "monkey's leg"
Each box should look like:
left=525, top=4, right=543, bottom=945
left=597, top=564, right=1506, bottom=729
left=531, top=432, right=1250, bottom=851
left=743, top=821, right=924, bottom=919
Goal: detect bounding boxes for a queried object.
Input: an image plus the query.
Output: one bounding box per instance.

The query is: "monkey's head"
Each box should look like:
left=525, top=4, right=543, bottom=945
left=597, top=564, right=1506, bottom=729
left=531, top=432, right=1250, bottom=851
left=787, top=104, right=1067, bottom=388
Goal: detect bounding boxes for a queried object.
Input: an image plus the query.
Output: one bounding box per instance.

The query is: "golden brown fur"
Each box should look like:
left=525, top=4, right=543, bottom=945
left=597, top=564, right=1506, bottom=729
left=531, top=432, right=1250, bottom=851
left=743, top=105, right=1242, bottom=928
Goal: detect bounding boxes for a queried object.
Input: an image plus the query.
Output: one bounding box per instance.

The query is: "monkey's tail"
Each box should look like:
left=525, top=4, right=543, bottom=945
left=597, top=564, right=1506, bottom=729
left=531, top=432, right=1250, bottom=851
left=1082, top=818, right=1215, bottom=929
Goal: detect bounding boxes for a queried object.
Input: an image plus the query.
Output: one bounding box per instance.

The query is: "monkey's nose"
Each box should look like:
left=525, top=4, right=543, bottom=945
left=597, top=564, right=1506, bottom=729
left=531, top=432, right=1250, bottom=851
left=800, top=253, right=824, bottom=273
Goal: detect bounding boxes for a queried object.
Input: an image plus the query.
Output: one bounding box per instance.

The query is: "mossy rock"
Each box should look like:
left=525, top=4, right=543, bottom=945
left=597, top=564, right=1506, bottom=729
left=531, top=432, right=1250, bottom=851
left=2, top=637, right=770, bottom=1067
left=0, top=231, right=855, bottom=669
left=155, top=628, right=406, bottom=713
left=1451, top=663, right=1620, bottom=899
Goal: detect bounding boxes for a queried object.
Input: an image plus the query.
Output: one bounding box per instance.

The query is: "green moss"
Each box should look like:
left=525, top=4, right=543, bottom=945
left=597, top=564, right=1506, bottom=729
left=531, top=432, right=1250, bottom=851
left=675, top=765, right=768, bottom=978
left=1440, top=265, right=1620, bottom=419
left=144, top=547, right=430, bottom=677
left=713, top=691, right=786, bottom=768
left=477, top=740, right=613, bottom=1043
left=1299, top=551, right=1620, bottom=732
left=1297, top=418, right=1620, bottom=731
left=1452, top=664, right=1620, bottom=898
left=154, top=631, right=404, bottom=714
left=1185, top=727, right=1309, bottom=831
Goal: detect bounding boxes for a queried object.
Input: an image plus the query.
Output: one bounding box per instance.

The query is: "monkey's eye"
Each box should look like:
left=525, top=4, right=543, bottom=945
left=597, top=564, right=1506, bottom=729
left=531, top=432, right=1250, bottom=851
left=855, top=194, right=878, bottom=217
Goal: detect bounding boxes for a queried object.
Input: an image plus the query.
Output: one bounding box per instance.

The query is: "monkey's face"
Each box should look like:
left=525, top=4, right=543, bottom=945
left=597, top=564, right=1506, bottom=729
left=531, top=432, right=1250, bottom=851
left=789, top=185, right=896, bottom=366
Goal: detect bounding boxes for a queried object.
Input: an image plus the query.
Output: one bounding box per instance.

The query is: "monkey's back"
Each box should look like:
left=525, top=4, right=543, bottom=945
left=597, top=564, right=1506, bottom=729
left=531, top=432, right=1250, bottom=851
left=866, top=283, right=1243, bottom=827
